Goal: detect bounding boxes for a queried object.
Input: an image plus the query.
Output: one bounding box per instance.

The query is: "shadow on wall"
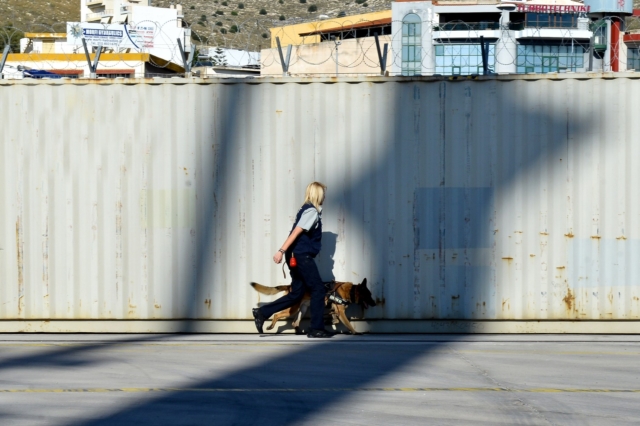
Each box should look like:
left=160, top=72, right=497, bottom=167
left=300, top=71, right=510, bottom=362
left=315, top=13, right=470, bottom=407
left=316, top=231, right=338, bottom=282
left=65, top=78, right=593, bottom=424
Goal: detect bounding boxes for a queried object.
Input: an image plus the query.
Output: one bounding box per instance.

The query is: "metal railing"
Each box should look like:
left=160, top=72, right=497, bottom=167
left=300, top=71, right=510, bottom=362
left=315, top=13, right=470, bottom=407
left=86, top=10, right=114, bottom=21
left=433, top=22, right=501, bottom=31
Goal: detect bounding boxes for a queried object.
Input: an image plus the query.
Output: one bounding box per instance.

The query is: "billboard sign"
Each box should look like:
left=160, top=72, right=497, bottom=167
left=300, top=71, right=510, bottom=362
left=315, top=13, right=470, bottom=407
left=66, top=22, right=156, bottom=49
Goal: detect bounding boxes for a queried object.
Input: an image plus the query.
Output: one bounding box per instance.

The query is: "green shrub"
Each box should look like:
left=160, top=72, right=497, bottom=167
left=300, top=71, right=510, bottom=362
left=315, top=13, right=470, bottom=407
left=262, top=33, right=269, bottom=38
left=220, top=28, right=227, bottom=34
left=238, top=3, right=244, bottom=8
left=231, top=11, right=238, bottom=15
left=299, top=0, right=306, bottom=3
left=189, top=5, right=195, bottom=9
left=201, top=14, right=207, bottom=20
left=215, top=10, right=224, bottom=15
left=221, top=1, right=228, bottom=5
left=216, top=21, right=223, bottom=26
left=259, top=8, right=267, bottom=14
left=279, top=15, right=286, bottom=20
left=229, top=25, right=239, bottom=33
left=307, top=4, right=317, bottom=12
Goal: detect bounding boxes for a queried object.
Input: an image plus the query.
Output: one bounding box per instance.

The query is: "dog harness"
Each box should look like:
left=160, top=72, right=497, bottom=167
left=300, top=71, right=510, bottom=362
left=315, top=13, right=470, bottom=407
left=325, top=281, right=356, bottom=307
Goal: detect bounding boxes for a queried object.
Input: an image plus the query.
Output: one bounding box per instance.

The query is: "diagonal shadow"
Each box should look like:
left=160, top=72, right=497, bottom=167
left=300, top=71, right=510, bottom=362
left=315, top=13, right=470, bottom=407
left=0, top=75, right=598, bottom=425
left=72, top=339, right=437, bottom=426
left=66, top=76, right=594, bottom=424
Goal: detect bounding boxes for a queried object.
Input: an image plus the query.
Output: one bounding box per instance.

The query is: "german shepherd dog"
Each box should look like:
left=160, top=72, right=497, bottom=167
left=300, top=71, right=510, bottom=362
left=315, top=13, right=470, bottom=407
left=250, top=278, right=376, bottom=334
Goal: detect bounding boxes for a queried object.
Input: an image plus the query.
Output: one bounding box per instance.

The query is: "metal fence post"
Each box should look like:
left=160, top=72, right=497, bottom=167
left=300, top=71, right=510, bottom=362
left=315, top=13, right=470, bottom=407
left=82, top=38, right=102, bottom=78
left=374, top=32, right=388, bottom=76
left=276, top=37, right=291, bottom=76
left=0, top=45, right=10, bottom=79
left=177, top=38, right=194, bottom=77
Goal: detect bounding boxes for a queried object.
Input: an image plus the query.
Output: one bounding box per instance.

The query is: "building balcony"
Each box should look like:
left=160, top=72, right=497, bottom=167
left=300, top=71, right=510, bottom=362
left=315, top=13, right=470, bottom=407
left=514, top=28, right=592, bottom=41
left=86, top=0, right=105, bottom=7
left=86, top=9, right=114, bottom=22
left=433, top=22, right=500, bottom=31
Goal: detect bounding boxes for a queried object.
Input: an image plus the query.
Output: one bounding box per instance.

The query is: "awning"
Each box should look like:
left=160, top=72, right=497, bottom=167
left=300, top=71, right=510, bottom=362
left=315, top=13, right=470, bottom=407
left=24, top=70, right=63, bottom=79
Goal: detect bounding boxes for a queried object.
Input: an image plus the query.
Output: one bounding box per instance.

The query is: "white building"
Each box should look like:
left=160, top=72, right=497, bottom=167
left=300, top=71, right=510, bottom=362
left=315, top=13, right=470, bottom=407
left=392, top=0, right=598, bottom=76
left=81, top=0, right=151, bottom=23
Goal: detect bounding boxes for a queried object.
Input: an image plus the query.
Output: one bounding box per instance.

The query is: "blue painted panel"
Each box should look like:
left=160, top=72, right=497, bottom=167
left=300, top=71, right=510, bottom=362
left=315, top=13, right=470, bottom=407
left=584, top=0, right=632, bottom=14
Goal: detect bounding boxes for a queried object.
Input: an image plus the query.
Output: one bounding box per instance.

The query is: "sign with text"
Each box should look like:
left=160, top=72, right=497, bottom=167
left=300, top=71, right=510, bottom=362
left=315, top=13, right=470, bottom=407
left=515, top=4, right=590, bottom=13
left=66, top=22, right=156, bottom=49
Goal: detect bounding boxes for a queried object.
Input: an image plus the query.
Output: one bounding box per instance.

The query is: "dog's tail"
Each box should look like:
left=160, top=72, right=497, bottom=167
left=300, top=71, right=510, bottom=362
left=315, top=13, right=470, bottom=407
left=250, top=282, right=291, bottom=295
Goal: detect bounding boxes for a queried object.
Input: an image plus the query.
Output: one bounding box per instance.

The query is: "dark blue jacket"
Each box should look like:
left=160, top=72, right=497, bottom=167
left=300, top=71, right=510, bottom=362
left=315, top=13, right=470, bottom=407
left=288, top=203, right=322, bottom=257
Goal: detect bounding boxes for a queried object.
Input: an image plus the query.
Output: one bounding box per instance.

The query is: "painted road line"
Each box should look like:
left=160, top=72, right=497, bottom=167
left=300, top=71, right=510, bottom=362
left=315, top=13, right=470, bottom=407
left=1, top=387, right=640, bottom=393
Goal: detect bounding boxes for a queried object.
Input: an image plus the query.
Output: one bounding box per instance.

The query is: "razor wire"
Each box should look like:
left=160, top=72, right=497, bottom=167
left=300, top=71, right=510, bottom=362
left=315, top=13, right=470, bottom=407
left=1, top=14, right=640, bottom=79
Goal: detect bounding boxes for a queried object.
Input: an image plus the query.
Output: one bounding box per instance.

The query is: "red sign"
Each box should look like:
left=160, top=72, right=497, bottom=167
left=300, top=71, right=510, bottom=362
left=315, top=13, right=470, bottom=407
left=515, top=4, right=590, bottom=13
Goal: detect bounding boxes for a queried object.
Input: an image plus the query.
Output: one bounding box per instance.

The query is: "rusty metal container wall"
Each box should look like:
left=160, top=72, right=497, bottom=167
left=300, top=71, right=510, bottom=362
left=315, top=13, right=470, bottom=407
left=1, top=77, right=640, bottom=323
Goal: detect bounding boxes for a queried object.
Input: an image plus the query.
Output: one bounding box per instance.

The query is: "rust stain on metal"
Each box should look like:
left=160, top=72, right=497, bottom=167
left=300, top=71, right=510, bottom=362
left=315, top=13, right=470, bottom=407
left=556, top=266, right=566, bottom=270
left=564, top=232, right=574, bottom=238
left=591, top=235, right=601, bottom=239
left=501, top=299, right=510, bottom=311
left=154, top=303, right=161, bottom=309
left=204, top=299, right=212, bottom=309
left=530, top=254, right=536, bottom=257
left=374, top=297, right=386, bottom=306
left=451, top=295, right=460, bottom=300
left=540, top=232, right=548, bottom=236
left=616, top=236, right=627, bottom=240
left=563, top=289, right=575, bottom=311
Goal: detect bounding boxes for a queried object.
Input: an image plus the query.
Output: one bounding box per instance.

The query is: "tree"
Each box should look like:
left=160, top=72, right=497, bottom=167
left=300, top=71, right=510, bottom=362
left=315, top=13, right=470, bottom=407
left=212, top=47, right=228, bottom=66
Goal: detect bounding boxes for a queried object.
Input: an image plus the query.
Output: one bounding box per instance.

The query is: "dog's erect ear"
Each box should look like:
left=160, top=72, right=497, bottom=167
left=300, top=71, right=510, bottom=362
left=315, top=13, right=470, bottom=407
left=361, top=278, right=367, bottom=287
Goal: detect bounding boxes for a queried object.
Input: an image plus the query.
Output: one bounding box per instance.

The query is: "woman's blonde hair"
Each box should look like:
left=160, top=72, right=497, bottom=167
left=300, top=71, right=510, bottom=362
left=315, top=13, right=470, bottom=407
left=303, top=181, right=327, bottom=210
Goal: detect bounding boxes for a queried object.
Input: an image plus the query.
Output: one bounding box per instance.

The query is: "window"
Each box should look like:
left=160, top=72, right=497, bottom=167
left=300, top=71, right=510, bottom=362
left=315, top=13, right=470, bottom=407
left=629, top=48, right=640, bottom=71
left=434, top=43, right=494, bottom=75
left=516, top=43, right=586, bottom=74
left=525, top=13, right=578, bottom=29
left=96, top=72, right=134, bottom=78
left=319, top=25, right=391, bottom=41
left=402, top=13, right=422, bottom=76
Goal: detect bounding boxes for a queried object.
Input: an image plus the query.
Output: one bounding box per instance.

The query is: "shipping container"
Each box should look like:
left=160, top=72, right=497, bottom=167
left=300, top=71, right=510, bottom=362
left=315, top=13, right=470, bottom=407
left=1, top=74, right=639, bottom=333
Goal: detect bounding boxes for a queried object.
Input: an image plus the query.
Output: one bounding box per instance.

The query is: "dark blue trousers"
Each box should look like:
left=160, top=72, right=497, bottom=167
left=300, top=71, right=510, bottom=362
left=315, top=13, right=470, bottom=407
left=259, top=255, right=325, bottom=331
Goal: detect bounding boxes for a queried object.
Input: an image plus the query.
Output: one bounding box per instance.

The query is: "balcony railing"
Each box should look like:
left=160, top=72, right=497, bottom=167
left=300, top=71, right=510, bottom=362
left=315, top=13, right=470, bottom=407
left=86, top=10, right=114, bottom=21
left=433, top=22, right=500, bottom=31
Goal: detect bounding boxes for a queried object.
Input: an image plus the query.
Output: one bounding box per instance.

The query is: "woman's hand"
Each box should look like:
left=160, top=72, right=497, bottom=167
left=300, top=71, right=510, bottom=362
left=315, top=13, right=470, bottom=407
left=273, top=251, right=284, bottom=264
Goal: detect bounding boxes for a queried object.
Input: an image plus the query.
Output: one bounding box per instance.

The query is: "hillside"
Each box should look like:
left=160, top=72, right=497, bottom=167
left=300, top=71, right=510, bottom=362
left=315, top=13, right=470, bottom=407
left=0, top=0, right=391, bottom=52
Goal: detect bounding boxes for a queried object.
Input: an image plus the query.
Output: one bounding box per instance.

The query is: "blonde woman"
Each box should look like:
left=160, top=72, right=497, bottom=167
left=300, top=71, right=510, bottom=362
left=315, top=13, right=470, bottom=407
left=252, top=182, right=333, bottom=338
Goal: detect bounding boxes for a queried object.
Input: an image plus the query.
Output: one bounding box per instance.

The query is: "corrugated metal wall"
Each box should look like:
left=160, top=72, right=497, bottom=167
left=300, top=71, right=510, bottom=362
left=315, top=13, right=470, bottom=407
left=2, top=76, right=640, bottom=325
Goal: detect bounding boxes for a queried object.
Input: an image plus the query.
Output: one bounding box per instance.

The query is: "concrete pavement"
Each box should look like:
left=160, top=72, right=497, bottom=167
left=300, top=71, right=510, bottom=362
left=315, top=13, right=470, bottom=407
left=0, top=334, right=639, bottom=425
